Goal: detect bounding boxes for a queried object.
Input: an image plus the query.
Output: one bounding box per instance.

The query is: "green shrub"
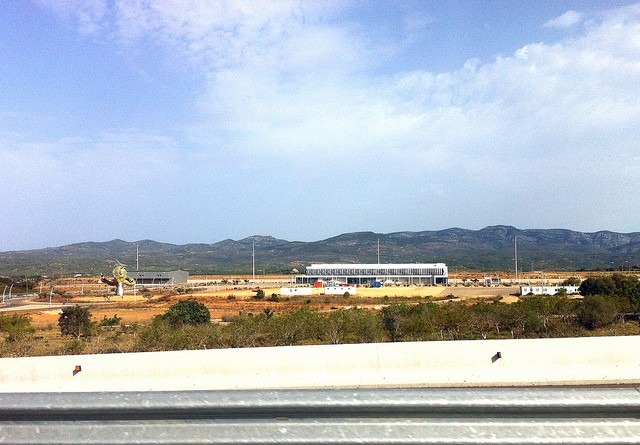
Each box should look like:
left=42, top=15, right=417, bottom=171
left=59, top=339, right=84, bottom=355
left=161, top=300, right=211, bottom=326
left=0, top=314, right=35, bottom=342
left=99, top=314, right=122, bottom=327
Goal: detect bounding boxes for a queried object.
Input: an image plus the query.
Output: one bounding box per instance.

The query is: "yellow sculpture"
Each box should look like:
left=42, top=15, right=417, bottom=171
left=112, top=265, right=136, bottom=286
left=101, top=261, right=136, bottom=297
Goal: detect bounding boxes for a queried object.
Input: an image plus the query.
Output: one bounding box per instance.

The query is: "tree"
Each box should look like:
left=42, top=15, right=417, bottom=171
left=578, top=274, right=638, bottom=297
left=380, top=303, right=413, bottom=342
left=469, top=302, right=502, bottom=339
left=58, top=306, right=93, bottom=340
left=579, top=274, right=640, bottom=316
left=577, top=295, right=618, bottom=330
left=612, top=274, right=640, bottom=315
left=579, top=276, right=614, bottom=296
left=561, top=277, right=581, bottom=286
left=435, top=303, right=470, bottom=340
left=161, top=300, right=211, bottom=326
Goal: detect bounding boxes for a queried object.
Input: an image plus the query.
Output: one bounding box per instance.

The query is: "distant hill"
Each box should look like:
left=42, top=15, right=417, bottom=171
left=1, top=226, right=639, bottom=277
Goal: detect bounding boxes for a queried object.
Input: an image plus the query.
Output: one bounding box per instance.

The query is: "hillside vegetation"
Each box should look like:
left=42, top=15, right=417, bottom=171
left=1, top=226, right=640, bottom=277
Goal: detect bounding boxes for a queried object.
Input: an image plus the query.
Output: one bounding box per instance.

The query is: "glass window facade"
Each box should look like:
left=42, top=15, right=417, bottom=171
left=296, top=263, right=448, bottom=285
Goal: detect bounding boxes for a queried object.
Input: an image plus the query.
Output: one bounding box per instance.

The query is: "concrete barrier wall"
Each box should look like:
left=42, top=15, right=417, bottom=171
left=1, top=336, right=639, bottom=392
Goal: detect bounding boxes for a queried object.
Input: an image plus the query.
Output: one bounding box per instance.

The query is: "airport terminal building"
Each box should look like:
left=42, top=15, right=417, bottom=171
left=295, top=263, right=448, bottom=286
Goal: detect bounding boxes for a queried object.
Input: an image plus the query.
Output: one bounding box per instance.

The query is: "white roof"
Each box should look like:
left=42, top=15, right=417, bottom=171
left=308, top=263, right=446, bottom=268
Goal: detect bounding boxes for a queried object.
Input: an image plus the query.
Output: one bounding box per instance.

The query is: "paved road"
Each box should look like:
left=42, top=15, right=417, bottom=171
left=0, top=298, right=109, bottom=313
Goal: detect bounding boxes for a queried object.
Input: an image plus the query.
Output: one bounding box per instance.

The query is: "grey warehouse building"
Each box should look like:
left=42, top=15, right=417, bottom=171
left=128, top=270, right=189, bottom=285
left=296, top=263, right=448, bottom=286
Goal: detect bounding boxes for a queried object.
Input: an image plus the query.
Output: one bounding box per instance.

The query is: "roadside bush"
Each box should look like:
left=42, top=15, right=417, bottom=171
left=380, top=302, right=437, bottom=342
left=0, top=314, right=35, bottom=342
left=99, top=314, right=122, bottom=327
left=322, top=308, right=384, bottom=344
left=136, top=318, right=222, bottom=351
left=219, top=314, right=270, bottom=348
left=267, top=308, right=323, bottom=346
left=58, top=339, right=85, bottom=355
left=160, top=300, right=211, bottom=327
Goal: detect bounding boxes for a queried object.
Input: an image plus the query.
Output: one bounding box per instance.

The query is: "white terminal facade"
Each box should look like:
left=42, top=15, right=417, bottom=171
left=296, top=263, right=448, bottom=286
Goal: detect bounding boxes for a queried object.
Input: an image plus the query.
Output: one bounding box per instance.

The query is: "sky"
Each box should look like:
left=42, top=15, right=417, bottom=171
left=1, top=1, right=639, bottom=251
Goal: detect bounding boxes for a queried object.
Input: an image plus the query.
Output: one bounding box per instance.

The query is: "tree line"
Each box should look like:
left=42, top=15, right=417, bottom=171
left=135, top=274, right=640, bottom=350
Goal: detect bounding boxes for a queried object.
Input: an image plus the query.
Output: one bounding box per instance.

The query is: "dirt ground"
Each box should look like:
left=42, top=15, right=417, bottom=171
left=11, top=278, right=524, bottom=328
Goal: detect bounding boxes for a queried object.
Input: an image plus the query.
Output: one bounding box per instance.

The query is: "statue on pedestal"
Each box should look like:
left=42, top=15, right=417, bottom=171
left=101, top=261, right=136, bottom=297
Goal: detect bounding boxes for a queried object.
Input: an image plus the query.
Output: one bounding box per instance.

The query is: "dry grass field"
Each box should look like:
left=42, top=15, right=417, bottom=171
left=8, top=275, right=527, bottom=327
left=2, top=273, right=595, bottom=356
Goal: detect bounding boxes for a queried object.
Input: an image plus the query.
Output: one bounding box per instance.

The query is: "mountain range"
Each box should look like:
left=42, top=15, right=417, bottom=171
left=1, top=226, right=639, bottom=277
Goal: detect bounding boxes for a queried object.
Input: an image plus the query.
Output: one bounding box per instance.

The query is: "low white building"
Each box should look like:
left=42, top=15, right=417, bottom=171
left=520, top=285, right=580, bottom=296
left=324, top=286, right=357, bottom=296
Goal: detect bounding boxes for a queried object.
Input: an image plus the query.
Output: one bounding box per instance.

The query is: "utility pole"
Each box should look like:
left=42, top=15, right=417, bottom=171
left=514, top=235, right=518, bottom=283
left=252, top=241, right=255, bottom=283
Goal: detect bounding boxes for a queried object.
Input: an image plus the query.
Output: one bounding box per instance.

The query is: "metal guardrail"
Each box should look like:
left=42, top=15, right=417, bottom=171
left=1, top=387, right=640, bottom=444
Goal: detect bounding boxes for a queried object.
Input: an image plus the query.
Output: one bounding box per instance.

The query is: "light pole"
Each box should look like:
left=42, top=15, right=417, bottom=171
left=514, top=235, right=518, bottom=284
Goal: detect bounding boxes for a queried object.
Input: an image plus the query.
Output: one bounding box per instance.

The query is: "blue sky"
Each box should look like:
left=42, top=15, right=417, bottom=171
left=1, top=1, right=639, bottom=251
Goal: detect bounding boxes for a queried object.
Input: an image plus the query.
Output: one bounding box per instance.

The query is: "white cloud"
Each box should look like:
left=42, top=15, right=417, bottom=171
left=544, top=10, right=584, bottom=28
left=36, top=0, right=109, bottom=35
left=14, top=1, right=640, bottom=247
left=35, top=2, right=640, bottom=166
left=111, top=0, right=349, bottom=70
